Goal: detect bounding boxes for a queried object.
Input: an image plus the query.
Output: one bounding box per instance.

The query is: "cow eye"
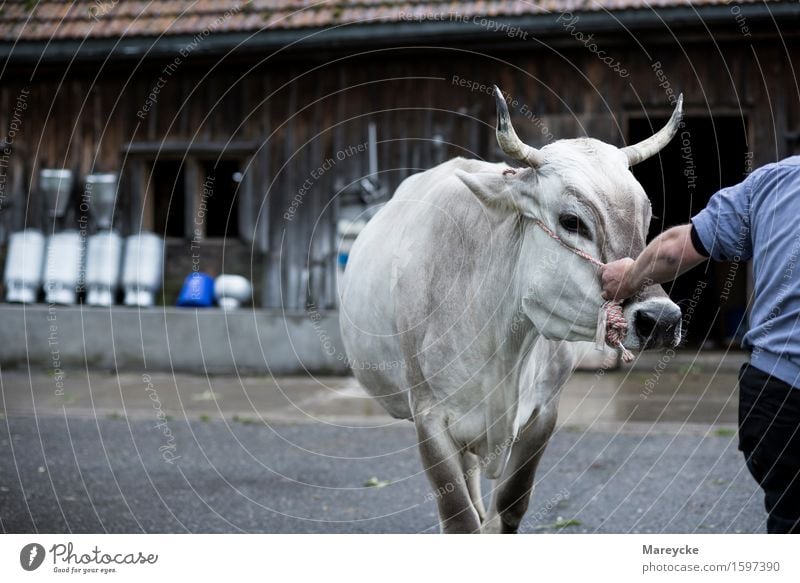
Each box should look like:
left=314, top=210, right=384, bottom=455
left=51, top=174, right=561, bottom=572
left=559, top=214, right=592, bottom=239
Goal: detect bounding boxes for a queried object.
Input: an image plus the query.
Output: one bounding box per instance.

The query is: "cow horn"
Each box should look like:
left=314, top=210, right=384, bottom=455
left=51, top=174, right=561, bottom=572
left=493, top=85, right=544, bottom=168
left=622, top=94, right=684, bottom=166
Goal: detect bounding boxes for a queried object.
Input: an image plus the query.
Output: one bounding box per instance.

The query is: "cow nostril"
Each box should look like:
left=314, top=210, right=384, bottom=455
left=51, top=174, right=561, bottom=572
left=633, top=304, right=682, bottom=347
left=635, top=309, right=659, bottom=339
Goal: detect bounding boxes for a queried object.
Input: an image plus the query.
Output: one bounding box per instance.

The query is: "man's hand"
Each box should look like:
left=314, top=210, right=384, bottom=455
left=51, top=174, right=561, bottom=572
left=600, top=258, right=637, bottom=301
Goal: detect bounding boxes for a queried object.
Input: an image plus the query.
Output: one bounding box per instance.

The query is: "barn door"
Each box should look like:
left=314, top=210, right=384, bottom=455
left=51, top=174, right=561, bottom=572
left=629, top=115, right=750, bottom=348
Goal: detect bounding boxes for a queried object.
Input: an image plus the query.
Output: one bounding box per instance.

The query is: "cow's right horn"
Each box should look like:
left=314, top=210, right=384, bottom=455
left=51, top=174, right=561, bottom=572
left=493, top=85, right=544, bottom=168
left=621, top=94, right=684, bottom=166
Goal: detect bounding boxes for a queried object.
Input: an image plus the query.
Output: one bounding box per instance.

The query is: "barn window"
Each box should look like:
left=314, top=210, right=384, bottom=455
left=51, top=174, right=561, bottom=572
left=123, top=141, right=257, bottom=241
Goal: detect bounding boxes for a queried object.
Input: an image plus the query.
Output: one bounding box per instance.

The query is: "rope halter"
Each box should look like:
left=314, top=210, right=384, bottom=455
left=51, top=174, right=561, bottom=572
left=531, top=217, right=635, bottom=363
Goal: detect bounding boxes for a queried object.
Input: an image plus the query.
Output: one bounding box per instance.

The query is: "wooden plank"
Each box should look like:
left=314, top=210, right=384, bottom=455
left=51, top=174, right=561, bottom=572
left=184, top=157, right=199, bottom=238
left=285, top=78, right=302, bottom=311
left=238, top=153, right=254, bottom=245
left=122, top=140, right=260, bottom=156
left=127, top=158, right=148, bottom=233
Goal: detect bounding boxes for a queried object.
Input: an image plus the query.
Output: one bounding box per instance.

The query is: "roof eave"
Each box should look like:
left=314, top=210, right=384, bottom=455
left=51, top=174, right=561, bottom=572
left=1, top=3, right=797, bottom=63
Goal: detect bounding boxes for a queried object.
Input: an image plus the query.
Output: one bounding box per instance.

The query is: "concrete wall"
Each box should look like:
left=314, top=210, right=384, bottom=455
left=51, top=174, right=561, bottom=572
left=0, top=305, right=349, bottom=375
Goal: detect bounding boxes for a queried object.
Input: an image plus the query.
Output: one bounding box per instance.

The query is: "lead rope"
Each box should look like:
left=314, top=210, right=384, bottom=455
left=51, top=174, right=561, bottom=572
left=532, top=217, right=635, bottom=364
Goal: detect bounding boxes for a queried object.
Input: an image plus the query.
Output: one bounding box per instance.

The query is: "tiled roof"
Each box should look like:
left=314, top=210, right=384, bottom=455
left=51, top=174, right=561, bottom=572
left=0, top=0, right=785, bottom=41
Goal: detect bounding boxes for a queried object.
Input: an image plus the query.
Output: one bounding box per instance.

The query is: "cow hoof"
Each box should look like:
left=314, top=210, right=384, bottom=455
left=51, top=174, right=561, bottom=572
left=481, top=515, right=502, bottom=534
left=500, top=521, right=519, bottom=534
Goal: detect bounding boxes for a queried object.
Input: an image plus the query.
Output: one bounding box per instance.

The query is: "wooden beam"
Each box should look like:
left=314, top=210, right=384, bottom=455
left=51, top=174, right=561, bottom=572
left=184, top=158, right=200, bottom=239
left=121, top=140, right=260, bottom=158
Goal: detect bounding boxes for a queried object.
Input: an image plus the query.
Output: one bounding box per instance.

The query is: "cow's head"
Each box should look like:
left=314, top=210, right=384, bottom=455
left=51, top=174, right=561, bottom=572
left=456, top=86, right=682, bottom=351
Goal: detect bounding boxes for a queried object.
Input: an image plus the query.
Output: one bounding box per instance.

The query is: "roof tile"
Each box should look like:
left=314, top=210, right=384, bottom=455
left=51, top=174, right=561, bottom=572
left=0, top=0, right=785, bottom=41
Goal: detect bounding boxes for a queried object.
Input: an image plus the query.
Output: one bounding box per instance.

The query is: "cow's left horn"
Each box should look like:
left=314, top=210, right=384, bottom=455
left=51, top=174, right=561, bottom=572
left=493, top=85, right=544, bottom=168
left=622, top=94, right=684, bottom=166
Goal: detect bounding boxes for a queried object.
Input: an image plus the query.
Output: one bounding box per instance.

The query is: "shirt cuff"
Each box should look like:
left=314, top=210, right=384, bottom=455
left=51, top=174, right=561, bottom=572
left=690, top=221, right=710, bottom=257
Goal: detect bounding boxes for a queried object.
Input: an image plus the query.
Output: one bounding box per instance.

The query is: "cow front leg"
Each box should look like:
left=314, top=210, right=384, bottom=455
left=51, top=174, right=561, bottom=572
left=485, top=406, right=557, bottom=534
left=463, top=451, right=486, bottom=523
left=416, top=413, right=481, bottom=533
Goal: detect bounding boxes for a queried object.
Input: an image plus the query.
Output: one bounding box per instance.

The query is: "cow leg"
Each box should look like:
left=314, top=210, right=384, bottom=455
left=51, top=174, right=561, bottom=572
left=462, top=451, right=486, bottom=523
left=416, top=413, right=481, bottom=533
left=484, top=406, right=557, bottom=534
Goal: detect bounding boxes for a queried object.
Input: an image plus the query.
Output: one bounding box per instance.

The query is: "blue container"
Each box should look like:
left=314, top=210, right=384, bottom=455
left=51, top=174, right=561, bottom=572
left=176, top=272, right=215, bottom=307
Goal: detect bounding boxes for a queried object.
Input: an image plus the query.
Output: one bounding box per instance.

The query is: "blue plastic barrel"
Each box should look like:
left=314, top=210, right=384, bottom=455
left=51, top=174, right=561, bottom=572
left=176, top=272, right=215, bottom=307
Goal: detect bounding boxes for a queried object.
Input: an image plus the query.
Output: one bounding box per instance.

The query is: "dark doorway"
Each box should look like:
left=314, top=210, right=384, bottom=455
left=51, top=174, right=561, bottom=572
left=629, top=115, right=749, bottom=348
left=201, top=160, right=241, bottom=239
left=152, top=160, right=186, bottom=238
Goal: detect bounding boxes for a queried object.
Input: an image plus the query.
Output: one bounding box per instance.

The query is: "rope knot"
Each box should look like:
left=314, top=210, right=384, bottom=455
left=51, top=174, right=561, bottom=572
left=597, top=301, right=634, bottom=363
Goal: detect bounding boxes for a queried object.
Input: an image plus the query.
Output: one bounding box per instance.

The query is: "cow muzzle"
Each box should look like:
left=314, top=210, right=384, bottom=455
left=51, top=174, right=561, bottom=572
left=625, top=298, right=683, bottom=350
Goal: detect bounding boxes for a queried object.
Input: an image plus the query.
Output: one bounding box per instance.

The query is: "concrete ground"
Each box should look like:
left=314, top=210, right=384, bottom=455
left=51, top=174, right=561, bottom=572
left=0, top=351, right=767, bottom=533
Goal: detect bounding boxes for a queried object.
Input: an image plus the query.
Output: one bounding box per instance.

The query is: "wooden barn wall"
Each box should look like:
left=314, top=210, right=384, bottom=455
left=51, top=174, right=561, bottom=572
left=0, top=39, right=797, bottom=309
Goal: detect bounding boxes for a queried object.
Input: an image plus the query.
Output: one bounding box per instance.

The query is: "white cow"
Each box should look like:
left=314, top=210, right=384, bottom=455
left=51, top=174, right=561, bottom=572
left=339, top=87, right=684, bottom=533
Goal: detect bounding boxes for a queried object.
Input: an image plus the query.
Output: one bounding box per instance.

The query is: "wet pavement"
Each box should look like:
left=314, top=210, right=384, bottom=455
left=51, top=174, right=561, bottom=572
left=0, top=350, right=765, bottom=533
left=0, top=350, right=746, bottom=433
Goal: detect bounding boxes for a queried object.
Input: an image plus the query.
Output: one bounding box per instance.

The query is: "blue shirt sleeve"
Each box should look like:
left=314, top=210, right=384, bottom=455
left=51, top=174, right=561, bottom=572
left=691, top=173, right=757, bottom=262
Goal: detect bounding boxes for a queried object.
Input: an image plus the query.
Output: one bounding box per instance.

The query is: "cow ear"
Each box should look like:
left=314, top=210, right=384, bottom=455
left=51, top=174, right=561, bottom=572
left=455, top=169, right=516, bottom=209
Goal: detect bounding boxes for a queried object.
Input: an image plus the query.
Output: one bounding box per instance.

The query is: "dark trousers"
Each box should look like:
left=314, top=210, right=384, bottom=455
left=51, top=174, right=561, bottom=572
left=738, top=363, right=800, bottom=533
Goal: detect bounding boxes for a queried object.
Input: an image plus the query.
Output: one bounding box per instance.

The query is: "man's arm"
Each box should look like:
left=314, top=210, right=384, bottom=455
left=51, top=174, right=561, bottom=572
left=600, top=224, right=708, bottom=300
